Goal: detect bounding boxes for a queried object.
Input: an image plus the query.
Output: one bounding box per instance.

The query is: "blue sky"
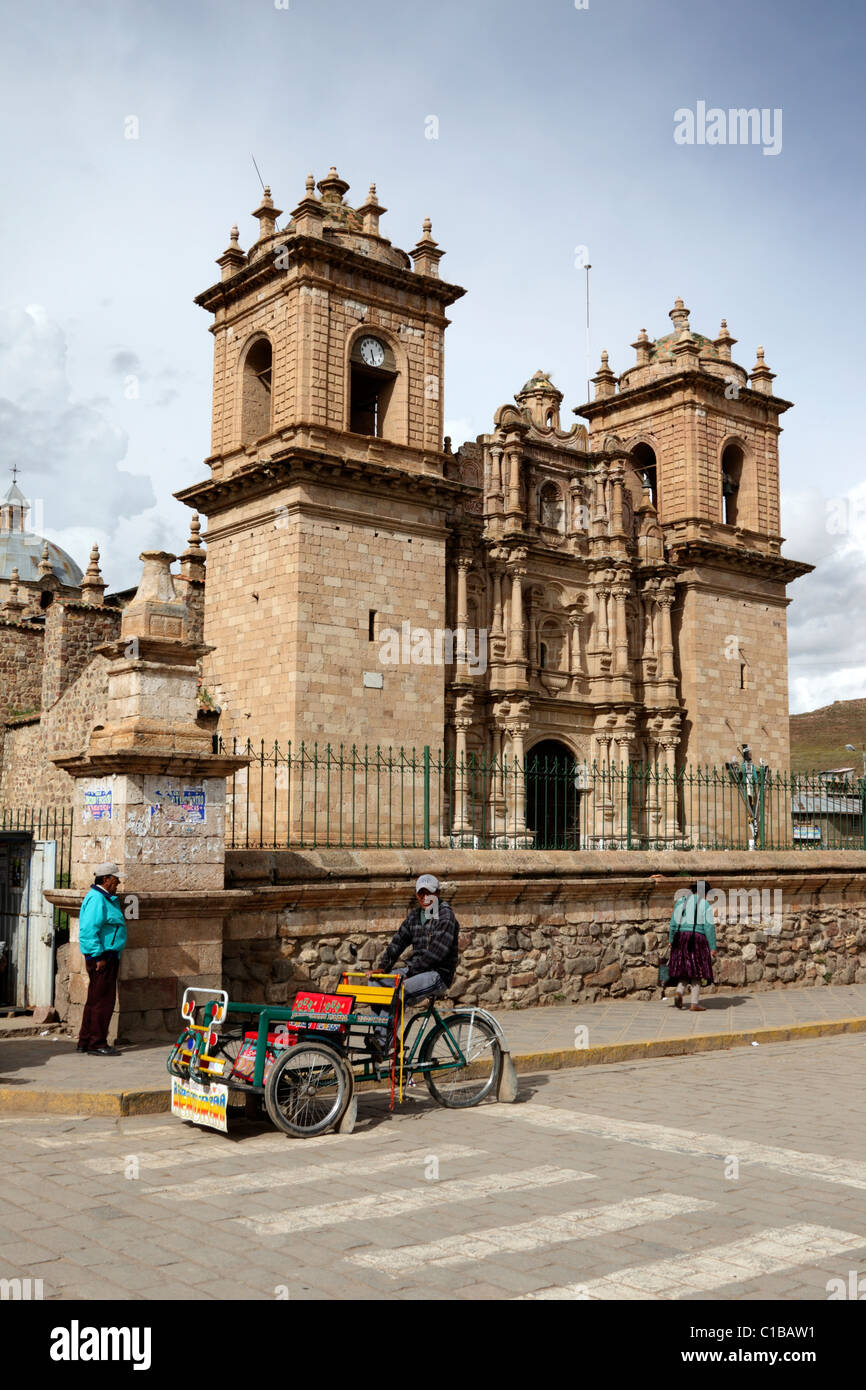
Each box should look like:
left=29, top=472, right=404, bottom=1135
left=0, top=0, right=864, bottom=716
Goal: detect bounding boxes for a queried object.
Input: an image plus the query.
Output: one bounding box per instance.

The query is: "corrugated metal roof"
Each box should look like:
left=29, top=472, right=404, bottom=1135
left=791, top=794, right=862, bottom=815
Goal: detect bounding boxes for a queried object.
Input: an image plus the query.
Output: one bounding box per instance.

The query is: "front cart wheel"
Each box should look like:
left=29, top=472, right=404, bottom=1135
left=420, top=1012, right=502, bottom=1108
left=264, top=1043, right=352, bottom=1137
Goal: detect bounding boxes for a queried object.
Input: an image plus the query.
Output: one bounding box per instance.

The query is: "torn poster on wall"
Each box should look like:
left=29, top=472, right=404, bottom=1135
left=83, top=787, right=113, bottom=821
left=148, top=785, right=206, bottom=824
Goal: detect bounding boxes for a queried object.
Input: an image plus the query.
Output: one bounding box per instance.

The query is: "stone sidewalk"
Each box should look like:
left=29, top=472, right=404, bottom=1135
left=2, top=982, right=866, bottom=1115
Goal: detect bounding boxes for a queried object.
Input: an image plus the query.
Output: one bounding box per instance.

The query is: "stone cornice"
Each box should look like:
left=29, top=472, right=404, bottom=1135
left=576, top=371, right=793, bottom=422
left=216, top=848, right=866, bottom=913
left=51, top=750, right=250, bottom=778
left=666, top=537, right=813, bottom=583
left=44, top=888, right=252, bottom=916
left=175, top=447, right=468, bottom=517
left=195, top=232, right=466, bottom=315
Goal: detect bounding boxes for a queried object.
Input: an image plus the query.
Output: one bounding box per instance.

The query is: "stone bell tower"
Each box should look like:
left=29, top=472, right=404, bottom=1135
left=177, top=168, right=466, bottom=758
left=579, top=298, right=812, bottom=770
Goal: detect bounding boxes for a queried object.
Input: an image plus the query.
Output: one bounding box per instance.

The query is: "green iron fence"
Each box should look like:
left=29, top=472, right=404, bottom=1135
left=215, top=739, right=866, bottom=852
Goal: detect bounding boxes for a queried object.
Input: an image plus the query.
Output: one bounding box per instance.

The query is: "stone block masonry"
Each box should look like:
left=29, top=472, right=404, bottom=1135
left=220, top=848, right=866, bottom=1009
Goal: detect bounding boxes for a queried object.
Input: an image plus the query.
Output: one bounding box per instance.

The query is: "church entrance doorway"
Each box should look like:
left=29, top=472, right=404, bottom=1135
left=525, top=740, right=580, bottom=849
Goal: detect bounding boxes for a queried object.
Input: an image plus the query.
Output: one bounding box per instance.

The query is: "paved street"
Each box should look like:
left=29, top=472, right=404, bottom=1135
left=4, top=984, right=866, bottom=1104
left=1, top=1034, right=864, bottom=1301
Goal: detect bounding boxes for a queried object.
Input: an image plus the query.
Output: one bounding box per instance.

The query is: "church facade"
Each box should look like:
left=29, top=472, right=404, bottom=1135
left=174, top=167, right=810, bottom=845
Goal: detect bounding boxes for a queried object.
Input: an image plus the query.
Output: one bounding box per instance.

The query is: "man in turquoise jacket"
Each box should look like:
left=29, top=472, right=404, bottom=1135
left=77, top=861, right=127, bottom=1055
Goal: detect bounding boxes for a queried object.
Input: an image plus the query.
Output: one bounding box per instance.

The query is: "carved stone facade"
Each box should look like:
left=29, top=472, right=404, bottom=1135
left=170, top=173, right=810, bottom=849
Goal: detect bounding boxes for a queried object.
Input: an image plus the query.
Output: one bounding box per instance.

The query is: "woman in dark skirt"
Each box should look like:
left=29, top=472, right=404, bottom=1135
left=668, top=880, right=717, bottom=1011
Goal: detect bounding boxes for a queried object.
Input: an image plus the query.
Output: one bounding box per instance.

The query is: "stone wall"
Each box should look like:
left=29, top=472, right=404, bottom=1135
left=0, top=655, right=112, bottom=809
left=0, top=619, right=43, bottom=724
left=41, top=601, right=120, bottom=709
left=219, top=848, right=866, bottom=1008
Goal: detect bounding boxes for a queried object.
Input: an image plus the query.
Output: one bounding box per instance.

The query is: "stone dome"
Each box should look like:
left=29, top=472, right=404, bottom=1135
left=0, top=483, right=83, bottom=586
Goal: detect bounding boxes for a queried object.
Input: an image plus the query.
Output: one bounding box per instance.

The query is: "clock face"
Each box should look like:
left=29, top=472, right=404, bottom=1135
left=358, top=336, right=386, bottom=368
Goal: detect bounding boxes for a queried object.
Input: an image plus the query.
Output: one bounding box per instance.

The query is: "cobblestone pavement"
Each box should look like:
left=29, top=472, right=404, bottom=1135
left=0, top=1033, right=864, bottom=1301
left=3, top=983, right=865, bottom=1097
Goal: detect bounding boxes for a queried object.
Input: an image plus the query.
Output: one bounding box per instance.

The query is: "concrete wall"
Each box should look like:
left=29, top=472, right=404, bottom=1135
left=220, top=848, right=866, bottom=1009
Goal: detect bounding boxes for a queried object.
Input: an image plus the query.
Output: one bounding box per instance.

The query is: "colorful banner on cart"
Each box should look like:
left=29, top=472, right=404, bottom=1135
left=170, top=1075, right=229, bottom=1132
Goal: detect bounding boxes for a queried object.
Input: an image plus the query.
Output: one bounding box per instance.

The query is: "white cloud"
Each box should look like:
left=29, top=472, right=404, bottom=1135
left=0, top=306, right=155, bottom=543
left=783, top=483, right=866, bottom=713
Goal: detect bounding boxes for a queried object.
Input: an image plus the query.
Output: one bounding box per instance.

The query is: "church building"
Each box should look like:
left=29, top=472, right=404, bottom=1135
left=174, top=167, right=811, bottom=844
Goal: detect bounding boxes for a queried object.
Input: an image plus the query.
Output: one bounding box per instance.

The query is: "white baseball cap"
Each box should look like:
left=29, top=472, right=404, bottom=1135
left=94, top=862, right=120, bottom=878
left=415, top=874, right=439, bottom=894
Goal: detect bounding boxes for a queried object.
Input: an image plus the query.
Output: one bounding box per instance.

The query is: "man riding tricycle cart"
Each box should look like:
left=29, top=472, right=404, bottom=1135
left=167, top=874, right=518, bottom=1137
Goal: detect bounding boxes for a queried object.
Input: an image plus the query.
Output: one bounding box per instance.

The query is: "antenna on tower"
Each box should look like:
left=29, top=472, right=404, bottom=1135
left=585, top=261, right=592, bottom=404
left=251, top=153, right=267, bottom=192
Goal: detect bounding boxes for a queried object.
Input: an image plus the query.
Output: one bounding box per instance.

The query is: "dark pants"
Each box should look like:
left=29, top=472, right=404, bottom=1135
left=79, top=954, right=120, bottom=1049
left=372, top=969, right=444, bottom=1046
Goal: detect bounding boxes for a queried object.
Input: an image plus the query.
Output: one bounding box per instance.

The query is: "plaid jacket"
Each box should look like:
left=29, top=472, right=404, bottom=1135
left=378, top=901, right=460, bottom=986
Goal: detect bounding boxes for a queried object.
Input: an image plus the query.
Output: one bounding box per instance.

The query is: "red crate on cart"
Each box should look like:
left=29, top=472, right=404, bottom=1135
left=291, top=990, right=354, bottom=1035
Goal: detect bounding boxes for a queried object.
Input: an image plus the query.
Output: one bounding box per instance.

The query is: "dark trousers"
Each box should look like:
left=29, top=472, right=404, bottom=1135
left=79, top=955, right=119, bottom=1049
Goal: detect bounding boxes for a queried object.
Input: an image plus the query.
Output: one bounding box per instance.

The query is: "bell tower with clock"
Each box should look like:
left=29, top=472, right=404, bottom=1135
left=177, top=169, right=466, bottom=761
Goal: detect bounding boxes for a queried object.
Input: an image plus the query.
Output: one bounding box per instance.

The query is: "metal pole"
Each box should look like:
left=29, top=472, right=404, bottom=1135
left=585, top=264, right=592, bottom=402
left=423, top=745, right=431, bottom=850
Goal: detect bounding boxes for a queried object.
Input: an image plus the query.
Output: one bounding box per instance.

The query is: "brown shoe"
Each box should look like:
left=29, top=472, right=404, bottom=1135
left=673, top=993, right=682, bottom=1009
left=689, top=1005, right=706, bottom=1012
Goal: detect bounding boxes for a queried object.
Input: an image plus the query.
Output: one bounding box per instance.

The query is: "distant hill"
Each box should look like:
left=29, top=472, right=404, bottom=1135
left=789, top=697, right=866, bottom=774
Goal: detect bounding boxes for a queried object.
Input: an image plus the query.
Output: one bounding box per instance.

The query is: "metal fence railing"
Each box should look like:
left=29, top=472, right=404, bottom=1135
left=215, top=740, right=866, bottom=852
left=0, top=804, right=74, bottom=930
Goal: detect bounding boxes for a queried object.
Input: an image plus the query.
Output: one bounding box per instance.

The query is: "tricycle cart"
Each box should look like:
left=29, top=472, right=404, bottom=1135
left=167, top=971, right=517, bottom=1138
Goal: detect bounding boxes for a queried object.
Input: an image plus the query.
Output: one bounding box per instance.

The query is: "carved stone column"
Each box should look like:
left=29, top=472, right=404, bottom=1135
left=657, top=582, right=676, bottom=681
left=568, top=603, right=587, bottom=678
left=609, top=460, right=625, bottom=538
left=455, top=551, right=473, bottom=681
left=451, top=692, right=475, bottom=838
left=505, top=446, right=523, bottom=525
left=489, top=445, right=504, bottom=519
left=659, top=734, right=679, bottom=842
left=527, top=467, right=539, bottom=528
left=506, top=702, right=531, bottom=844
left=592, top=464, right=608, bottom=537
left=612, top=572, right=631, bottom=676
left=507, top=551, right=528, bottom=666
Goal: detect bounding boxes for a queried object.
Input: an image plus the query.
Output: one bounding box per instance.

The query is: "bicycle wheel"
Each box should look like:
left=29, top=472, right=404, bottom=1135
left=264, top=1042, right=352, bottom=1137
left=420, top=1011, right=502, bottom=1108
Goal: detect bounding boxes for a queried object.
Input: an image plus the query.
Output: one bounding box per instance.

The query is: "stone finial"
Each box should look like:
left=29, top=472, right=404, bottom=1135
left=38, top=542, right=53, bottom=578
left=411, top=217, right=444, bottom=278
left=252, top=184, right=282, bottom=241
left=180, top=513, right=206, bottom=583
left=631, top=327, right=652, bottom=367
left=592, top=349, right=618, bottom=400
left=3, top=566, right=25, bottom=616
left=80, top=543, right=106, bottom=606
left=317, top=166, right=350, bottom=204
left=217, top=225, right=246, bottom=280
left=669, top=296, right=691, bottom=335
left=750, top=345, right=776, bottom=393
left=291, top=172, right=326, bottom=237
left=357, top=182, right=386, bottom=236
left=121, top=550, right=188, bottom=643
left=673, top=327, right=700, bottom=369
left=714, top=317, right=737, bottom=362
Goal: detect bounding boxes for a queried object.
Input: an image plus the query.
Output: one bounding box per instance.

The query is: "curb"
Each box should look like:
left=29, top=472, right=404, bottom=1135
left=1, top=1015, right=865, bottom=1116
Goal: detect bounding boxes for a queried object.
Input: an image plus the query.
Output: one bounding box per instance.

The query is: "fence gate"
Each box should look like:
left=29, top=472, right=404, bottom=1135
left=0, top=836, right=57, bottom=1010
